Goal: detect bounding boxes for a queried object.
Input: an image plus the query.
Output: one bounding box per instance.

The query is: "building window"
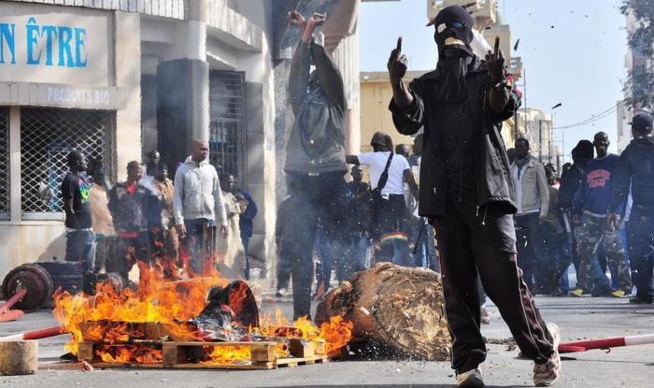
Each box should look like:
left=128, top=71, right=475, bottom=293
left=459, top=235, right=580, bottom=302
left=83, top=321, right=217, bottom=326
left=20, top=108, right=113, bottom=217
left=209, top=71, right=246, bottom=181
left=0, top=108, right=9, bottom=219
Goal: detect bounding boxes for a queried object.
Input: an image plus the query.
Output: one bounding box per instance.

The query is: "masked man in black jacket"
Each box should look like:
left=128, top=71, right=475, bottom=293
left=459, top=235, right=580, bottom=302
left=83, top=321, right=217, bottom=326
left=387, top=5, right=560, bottom=387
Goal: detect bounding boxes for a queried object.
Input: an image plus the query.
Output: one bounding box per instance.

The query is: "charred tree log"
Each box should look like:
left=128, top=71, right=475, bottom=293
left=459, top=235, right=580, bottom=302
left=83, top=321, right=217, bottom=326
left=316, top=263, right=451, bottom=361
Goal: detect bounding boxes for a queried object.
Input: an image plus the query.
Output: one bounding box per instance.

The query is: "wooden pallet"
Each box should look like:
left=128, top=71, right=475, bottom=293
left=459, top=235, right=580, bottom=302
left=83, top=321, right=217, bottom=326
left=77, top=339, right=337, bottom=370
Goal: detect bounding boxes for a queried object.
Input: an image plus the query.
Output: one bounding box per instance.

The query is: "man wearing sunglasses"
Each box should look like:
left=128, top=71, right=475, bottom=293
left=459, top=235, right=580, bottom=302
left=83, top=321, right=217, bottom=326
left=387, top=5, right=561, bottom=387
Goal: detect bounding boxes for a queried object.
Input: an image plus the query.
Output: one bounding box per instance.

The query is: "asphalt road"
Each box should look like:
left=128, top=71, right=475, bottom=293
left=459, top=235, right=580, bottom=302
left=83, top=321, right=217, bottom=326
left=1, top=291, right=653, bottom=387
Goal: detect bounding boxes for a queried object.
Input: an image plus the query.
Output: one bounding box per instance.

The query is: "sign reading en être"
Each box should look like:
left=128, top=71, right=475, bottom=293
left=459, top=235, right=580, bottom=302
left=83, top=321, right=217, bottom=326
left=0, top=2, right=112, bottom=87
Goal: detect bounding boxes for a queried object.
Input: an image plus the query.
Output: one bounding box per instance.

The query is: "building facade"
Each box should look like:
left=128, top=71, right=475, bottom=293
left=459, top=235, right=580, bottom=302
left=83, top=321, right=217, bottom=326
left=0, top=0, right=370, bottom=283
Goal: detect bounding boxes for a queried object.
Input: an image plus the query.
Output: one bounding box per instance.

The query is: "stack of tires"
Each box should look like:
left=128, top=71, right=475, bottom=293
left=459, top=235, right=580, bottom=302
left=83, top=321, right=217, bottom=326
left=2, top=261, right=86, bottom=311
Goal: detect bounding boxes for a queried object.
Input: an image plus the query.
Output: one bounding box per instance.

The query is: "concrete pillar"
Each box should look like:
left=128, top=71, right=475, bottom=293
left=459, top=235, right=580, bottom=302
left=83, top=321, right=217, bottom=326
left=115, top=11, right=142, bottom=181
left=9, top=107, right=20, bottom=223
left=332, top=30, right=361, bottom=156
left=157, top=0, right=209, bottom=169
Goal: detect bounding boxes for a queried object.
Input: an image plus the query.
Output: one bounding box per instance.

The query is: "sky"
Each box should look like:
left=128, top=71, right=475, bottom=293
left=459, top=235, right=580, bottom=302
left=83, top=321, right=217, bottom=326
left=358, top=0, right=628, bottom=162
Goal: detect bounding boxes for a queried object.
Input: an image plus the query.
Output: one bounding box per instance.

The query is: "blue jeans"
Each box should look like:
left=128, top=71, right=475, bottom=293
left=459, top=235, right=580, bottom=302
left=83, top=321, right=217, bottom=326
left=65, top=229, right=96, bottom=294
left=412, top=219, right=439, bottom=271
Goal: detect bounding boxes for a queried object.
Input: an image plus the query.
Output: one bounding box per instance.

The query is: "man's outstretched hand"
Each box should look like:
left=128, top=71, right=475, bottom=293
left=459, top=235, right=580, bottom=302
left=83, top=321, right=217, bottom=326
left=387, top=37, right=408, bottom=85
left=485, top=36, right=505, bottom=84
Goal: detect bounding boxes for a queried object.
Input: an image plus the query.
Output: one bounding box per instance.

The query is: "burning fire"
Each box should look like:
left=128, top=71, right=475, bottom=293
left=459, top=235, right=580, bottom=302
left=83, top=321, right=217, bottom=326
left=53, top=265, right=353, bottom=365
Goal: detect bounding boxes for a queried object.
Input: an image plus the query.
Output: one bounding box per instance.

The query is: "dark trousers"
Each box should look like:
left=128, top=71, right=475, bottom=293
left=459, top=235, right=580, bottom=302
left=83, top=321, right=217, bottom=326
left=65, top=229, right=96, bottom=294
left=434, top=209, right=554, bottom=374
left=241, top=234, right=251, bottom=280
left=285, top=172, right=348, bottom=320
left=314, top=226, right=334, bottom=293
left=538, top=222, right=572, bottom=295
left=514, top=213, right=543, bottom=292
left=373, top=194, right=412, bottom=265
left=111, top=232, right=152, bottom=285
left=627, top=206, right=654, bottom=300
left=276, top=244, right=292, bottom=291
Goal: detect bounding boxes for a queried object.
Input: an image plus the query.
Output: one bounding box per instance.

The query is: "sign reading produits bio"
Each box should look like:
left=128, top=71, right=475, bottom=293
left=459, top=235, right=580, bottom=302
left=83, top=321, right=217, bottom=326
left=0, top=3, right=112, bottom=86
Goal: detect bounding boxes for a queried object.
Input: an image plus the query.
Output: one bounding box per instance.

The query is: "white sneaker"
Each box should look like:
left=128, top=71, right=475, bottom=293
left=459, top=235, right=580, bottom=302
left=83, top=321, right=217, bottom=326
left=275, top=288, right=287, bottom=297
left=457, top=368, right=484, bottom=388
left=533, top=322, right=561, bottom=387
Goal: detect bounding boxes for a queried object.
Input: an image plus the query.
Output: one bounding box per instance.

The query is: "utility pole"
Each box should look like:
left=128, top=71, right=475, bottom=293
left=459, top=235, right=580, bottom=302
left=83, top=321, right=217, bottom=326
left=538, top=119, right=542, bottom=162
left=549, top=119, right=553, bottom=164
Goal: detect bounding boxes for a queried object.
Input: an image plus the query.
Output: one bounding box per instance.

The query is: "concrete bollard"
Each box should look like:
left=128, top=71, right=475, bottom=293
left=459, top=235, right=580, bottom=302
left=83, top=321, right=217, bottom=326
left=0, top=340, right=38, bottom=375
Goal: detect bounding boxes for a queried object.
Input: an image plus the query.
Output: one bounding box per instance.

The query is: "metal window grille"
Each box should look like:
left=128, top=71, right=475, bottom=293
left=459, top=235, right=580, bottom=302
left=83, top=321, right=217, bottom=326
left=0, top=108, right=9, bottom=218
left=209, top=71, right=246, bottom=183
left=20, top=108, right=113, bottom=217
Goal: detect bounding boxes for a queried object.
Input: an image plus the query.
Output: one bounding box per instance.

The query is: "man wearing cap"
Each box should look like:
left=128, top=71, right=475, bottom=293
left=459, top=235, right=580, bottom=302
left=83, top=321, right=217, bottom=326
left=609, top=112, right=654, bottom=304
left=346, top=131, right=418, bottom=265
left=387, top=5, right=560, bottom=387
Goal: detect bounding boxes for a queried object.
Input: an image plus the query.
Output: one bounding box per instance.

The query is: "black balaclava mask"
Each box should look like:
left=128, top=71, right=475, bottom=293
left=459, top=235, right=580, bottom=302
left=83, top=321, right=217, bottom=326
left=430, top=5, right=475, bottom=102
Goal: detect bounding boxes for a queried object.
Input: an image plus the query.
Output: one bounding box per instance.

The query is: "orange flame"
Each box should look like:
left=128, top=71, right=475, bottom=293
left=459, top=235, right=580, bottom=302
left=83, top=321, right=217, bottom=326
left=53, top=263, right=353, bottom=364
left=202, top=345, right=252, bottom=364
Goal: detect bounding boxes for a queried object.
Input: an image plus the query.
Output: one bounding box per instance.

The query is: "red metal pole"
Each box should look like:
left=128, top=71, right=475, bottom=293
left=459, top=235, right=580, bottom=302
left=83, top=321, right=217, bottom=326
left=559, top=337, right=626, bottom=353
left=0, top=310, right=24, bottom=323
left=0, top=325, right=66, bottom=342
left=559, top=333, right=654, bottom=353
left=0, top=288, right=28, bottom=314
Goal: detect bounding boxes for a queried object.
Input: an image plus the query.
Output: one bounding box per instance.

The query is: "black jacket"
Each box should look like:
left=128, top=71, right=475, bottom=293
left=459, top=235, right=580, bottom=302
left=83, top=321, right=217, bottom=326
left=557, top=164, right=584, bottom=210
left=285, top=40, right=347, bottom=175
left=610, top=136, right=654, bottom=217
left=389, top=58, right=519, bottom=218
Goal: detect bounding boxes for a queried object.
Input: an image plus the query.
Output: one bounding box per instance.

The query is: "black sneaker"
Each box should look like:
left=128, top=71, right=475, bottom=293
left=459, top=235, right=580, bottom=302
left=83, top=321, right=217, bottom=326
left=629, top=296, right=653, bottom=304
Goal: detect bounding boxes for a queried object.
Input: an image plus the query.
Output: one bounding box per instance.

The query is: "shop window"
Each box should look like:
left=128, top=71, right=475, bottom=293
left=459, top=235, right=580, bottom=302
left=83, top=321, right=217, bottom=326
left=0, top=108, right=8, bottom=219
left=20, top=108, right=112, bottom=217
left=209, top=71, right=246, bottom=182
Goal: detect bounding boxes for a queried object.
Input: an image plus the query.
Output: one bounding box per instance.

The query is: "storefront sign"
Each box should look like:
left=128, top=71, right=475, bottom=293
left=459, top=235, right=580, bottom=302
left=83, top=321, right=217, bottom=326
left=1, top=18, right=89, bottom=68
left=0, top=83, right=125, bottom=110
left=0, top=3, right=112, bottom=86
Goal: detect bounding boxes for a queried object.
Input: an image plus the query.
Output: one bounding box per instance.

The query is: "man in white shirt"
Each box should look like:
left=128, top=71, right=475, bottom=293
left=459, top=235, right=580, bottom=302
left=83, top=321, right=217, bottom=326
left=346, top=131, right=418, bottom=265
left=173, top=140, right=228, bottom=275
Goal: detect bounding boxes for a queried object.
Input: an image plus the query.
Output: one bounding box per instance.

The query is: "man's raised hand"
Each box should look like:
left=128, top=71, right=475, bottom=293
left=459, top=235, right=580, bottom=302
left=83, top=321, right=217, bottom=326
left=287, top=10, right=306, bottom=29
left=305, top=12, right=326, bottom=32
left=485, top=36, right=506, bottom=83
left=387, top=37, right=408, bottom=85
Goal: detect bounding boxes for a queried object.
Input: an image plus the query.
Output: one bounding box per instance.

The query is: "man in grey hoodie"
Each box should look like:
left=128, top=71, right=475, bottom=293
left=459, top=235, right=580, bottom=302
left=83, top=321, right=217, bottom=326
left=173, top=140, right=228, bottom=275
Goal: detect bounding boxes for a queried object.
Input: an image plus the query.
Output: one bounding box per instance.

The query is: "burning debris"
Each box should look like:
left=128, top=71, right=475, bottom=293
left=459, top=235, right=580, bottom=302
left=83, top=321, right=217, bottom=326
left=52, top=267, right=353, bottom=368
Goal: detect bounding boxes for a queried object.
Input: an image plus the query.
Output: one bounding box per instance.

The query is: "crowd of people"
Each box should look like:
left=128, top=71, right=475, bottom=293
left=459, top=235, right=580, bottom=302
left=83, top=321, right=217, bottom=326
left=60, top=140, right=258, bottom=293
left=56, top=6, right=654, bottom=388
left=276, top=109, right=654, bottom=310
left=506, top=118, right=654, bottom=307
